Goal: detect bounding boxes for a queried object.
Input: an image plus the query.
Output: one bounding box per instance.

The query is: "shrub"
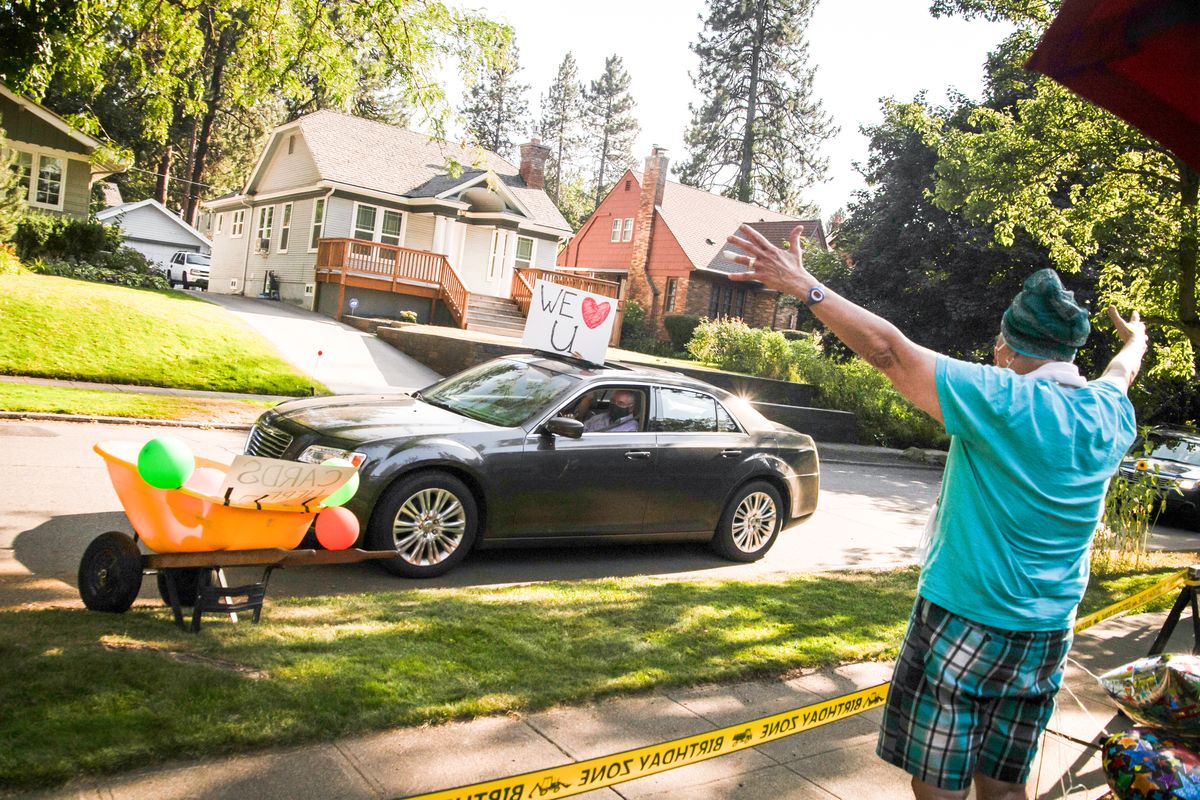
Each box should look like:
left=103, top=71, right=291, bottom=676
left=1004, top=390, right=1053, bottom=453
left=26, top=247, right=169, bottom=290
left=620, top=298, right=646, bottom=344
left=663, top=314, right=702, bottom=352
left=398, top=310, right=419, bottom=323
left=12, top=214, right=122, bottom=262
left=687, top=317, right=797, bottom=381
left=0, top=244, right=23, bottom=275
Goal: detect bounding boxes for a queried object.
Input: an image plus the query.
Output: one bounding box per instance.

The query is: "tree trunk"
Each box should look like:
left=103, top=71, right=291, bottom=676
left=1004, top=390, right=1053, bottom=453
left=183, top=12, right=238, bottom=225
left=595, top=127, right=610, bottom=208
left=736, top=0, right=767, bottom=203
left=1178, top=160, right=1200, bottom=374
left=154, top=145, right=172, bottom=205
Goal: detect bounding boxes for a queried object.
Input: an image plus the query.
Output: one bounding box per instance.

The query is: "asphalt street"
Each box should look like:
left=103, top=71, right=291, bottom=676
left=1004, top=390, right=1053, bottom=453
left=2, top=418, right=1194, bottom=610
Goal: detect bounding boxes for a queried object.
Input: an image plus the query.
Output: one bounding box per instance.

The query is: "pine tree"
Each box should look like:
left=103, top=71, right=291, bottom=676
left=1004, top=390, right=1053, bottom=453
left=537, top=52, right=585, bottom=204
left=460, top=40, right=530, bottom=158
left=677, top=0, right=836, bottom=212
left=0, top=128, right=27, bottom=244
left=585, top=55, right=638, bottom=208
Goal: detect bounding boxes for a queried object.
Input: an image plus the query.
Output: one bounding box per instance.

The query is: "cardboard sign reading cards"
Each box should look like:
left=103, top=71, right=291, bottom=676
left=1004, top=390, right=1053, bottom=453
left=521, top=279, right=617, bottom=366
left=220, top=455, right=358, bottom=508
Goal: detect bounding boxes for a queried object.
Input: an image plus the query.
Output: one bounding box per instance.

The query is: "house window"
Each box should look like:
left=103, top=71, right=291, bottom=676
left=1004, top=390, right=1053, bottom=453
left=13, top=151, right=32, bottom=197
left=28, top=153, right=63, bottom=209
left=278, top=202, right=293, bottom=252
left=255, top=205, right=274, bottom=252
left=622, top=218, right=634, bottom=242
left=721, top=286, right=734, bottom=316
left=488, top=230, right=509, bottom=280
left=308, top=197, right=326, bottom=252
left=380, top=209, right=402, bottom=246
left=354, top=204, right=377, bottom=241
left=610, top=218, right=622, bottom=242
left=625, top=179, right=631, bottom=191
left=287, top=134, right=295, bottom=155
left=708, top=286, right=721, bottom=318
left=663, top=277, right=677, bottom=313
left=515, top=235, right=534, bottom=269
left=734, top=288, right=747, bottom=318
left=231, top=209, right=245, bottom=238
left=215, top=213, right=224, bottom=236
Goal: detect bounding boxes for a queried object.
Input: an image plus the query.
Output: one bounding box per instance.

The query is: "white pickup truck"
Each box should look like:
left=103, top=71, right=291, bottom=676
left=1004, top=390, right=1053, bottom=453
left=165, top=251, right=210, bottom=290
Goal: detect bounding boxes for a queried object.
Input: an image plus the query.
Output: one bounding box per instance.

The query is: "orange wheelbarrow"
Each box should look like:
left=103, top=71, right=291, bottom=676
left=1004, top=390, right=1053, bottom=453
left=80, top=441, right=393, bottom=631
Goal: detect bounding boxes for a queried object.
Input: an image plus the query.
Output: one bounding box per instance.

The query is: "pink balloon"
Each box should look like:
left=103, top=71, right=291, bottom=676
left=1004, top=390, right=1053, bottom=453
left=315, top=507, right=359, bottom=550
left=185, top=467, right=226, bottom=498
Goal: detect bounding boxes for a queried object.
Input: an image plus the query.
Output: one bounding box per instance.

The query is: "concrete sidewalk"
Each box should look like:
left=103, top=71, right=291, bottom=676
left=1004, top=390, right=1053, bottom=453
left=22, top=609, right=1189, bottom=800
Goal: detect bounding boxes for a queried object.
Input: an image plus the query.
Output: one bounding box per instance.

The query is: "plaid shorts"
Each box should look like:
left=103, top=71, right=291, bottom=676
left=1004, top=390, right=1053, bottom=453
left=876, top=597, right=1072, bottom=791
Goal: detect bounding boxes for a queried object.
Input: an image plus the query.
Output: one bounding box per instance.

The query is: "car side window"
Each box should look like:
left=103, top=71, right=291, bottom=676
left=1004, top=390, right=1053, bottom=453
left=656, top=388, right=718, bottom=433
left=716, top=403, right=740, bottom=433
left=559, top=387, right=647, bottom=433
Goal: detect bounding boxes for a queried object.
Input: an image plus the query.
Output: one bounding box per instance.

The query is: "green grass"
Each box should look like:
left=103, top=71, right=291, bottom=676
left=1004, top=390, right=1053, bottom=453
left=0, top=383, right=273, bottom=424
left=0, top=273, right=324, bottom=395
left=0, top=562, right=1185, bottom=790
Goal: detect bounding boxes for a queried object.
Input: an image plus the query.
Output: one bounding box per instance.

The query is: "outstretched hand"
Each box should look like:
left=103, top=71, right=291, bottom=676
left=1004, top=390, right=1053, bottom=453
left=721, top=223, right=814, bottom=295
left=1106, top=305, right=1146, bottom=344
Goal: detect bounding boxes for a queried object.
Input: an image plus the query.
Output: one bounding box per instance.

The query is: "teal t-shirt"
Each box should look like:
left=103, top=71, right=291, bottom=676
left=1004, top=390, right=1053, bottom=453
left=919, top=356, right=1137, bottom=631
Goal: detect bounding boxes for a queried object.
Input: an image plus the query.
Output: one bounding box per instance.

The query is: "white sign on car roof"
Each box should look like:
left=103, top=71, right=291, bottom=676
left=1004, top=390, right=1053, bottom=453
left=521, top=279, right=616, bottom=366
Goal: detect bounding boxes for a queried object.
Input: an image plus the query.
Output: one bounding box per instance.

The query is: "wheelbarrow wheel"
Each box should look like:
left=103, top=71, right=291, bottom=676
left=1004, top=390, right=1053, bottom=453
left=156, top=568, right=211, bottom=608
left=79, top=531, right=144, bottom=612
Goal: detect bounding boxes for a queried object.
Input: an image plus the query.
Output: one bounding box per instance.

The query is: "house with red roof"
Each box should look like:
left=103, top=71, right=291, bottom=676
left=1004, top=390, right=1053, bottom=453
left=557, top=146, right=827, bottom=338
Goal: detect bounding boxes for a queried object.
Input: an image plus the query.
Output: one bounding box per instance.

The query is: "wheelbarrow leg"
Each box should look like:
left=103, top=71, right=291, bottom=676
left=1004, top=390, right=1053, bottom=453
left=162, top=570, right=186, bottom=630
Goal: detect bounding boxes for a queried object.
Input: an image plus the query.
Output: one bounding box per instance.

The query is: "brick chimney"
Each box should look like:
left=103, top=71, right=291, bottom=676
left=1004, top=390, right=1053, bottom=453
left=519, top=138, right=551, bottom=190
left=628, top=146, right=670, bottom=319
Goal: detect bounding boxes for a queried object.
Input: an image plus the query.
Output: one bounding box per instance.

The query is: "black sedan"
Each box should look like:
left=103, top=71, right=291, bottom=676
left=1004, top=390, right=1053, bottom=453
left=1118, top=425, right=1200, bottom=528
left=245, top=354, right=820, bottom=577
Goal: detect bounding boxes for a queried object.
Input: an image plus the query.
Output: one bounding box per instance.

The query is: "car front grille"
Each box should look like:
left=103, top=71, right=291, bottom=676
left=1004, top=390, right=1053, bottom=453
left=246, top=422, right=293, bottom=459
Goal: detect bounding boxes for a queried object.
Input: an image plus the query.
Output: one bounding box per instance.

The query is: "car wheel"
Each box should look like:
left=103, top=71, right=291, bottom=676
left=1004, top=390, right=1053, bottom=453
left=156, top=567, right=211, bottom=607
left=368, top=471, right=478, bottom=578
left=78, top=531, right=144, bottom=612
left=181, top=271, right=190, bottom=290
left=710, top=481, right=783, bottom=562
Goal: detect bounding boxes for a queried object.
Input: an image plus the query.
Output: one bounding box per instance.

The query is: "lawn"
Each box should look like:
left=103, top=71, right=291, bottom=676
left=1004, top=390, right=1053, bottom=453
left=0, top=273, right=322, bottom=395
left=0, top=560, right=1184, bottom=790
left=0, top=383, right=273, bottom=424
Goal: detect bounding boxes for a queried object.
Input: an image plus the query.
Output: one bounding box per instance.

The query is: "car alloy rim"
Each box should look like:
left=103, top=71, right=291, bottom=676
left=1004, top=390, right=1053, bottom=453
left=732, top=491, right=777, bottom=552
left=391, top=488, right=467, bottom=566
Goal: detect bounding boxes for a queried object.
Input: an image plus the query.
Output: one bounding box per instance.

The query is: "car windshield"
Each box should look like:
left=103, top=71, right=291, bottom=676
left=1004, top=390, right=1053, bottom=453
left=1145, top=433, right=1200, bottom=467
left=187, top=254, right=211, bottom=266
left=418, top=359, right=579, bottom=427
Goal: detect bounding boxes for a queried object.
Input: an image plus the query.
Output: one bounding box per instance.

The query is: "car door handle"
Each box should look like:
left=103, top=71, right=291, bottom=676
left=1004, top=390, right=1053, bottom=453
left=625, top=450, right=652, bottom=460
left=721, top=449, right=742, bottom=458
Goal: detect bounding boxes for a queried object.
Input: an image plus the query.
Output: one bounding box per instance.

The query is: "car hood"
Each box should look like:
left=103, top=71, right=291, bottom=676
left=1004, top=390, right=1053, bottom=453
left=1120, top=457, right=1200, bottom=480
left=268, top=394, right=497, bottom=441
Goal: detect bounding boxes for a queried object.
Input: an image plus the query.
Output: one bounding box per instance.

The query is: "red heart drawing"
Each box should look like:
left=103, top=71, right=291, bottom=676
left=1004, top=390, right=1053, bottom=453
left=581, top=297, right=611, bottom=329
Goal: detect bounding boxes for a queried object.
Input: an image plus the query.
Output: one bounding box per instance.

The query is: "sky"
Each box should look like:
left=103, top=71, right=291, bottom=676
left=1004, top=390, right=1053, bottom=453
left=435, top=1, right=1015, bottom=221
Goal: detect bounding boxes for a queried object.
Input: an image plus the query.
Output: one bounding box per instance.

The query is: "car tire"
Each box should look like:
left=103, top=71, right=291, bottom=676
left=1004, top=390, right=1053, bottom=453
left=156, top=567, right=211, bottom=607
left=182, top=271, right=190, bottom=290
left=710, top=481, right=783, bottom=562
left=368, top=471, right=479, bottom=578
left=78, top=531, right=144, bottom=612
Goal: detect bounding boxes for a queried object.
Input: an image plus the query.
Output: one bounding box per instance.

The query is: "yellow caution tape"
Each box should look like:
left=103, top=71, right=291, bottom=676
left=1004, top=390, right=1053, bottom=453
left=1073, top=569, right=1188, bottom=634
left=404, top=568, right=1190, bottom=800
left=400, top=682, right=889, bottom=800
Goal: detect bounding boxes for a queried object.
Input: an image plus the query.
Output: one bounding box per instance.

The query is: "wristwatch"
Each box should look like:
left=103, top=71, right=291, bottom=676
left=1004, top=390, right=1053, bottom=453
left=803, top=285, right=827, bottom=306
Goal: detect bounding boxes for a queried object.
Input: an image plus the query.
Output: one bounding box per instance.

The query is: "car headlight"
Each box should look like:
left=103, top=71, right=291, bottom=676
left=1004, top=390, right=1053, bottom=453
left=298, top=445, right=366, bottom=467
left=1179, top=479, right=1198, bottom=492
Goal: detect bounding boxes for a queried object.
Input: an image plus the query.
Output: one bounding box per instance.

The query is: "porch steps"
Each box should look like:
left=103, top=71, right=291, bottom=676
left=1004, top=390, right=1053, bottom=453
left=465, top=294, right=526, bottom=339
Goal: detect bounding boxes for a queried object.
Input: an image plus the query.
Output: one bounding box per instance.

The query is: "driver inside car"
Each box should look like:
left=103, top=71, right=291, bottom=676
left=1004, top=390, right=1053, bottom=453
left=582, top=389, right=640, bottom=433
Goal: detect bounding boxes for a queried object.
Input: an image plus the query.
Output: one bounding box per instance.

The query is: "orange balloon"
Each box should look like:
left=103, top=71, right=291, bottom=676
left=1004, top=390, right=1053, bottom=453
left=315, top=507, right=359, bottom=550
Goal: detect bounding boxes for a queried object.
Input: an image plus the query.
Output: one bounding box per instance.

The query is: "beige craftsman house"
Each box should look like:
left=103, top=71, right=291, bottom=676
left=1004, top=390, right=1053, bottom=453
left=0, top=82, right=126, bottom=219
left=202, top=111, right=608, bottom=335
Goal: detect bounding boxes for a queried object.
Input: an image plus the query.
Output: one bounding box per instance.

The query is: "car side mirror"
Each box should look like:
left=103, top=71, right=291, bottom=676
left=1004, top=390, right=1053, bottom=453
left=543, top=416, right=585, bottom=439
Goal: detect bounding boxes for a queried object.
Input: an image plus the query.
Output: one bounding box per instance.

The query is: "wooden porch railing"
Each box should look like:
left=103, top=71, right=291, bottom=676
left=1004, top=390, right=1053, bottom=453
left=511, top=269, right=534, bottom=316
left=315, top=237, right=468, bottom=328
left=515, top=268, right=621, bottom=300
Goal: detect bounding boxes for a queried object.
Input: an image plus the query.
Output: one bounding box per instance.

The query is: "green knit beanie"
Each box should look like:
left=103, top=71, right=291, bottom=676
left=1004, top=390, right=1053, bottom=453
left=1001, top=269, right=1090, bottom=362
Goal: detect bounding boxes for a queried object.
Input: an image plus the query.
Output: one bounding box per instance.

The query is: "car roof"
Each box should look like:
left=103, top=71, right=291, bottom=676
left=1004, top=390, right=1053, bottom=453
left=1149, top=425, right=1200, bottom=442
left=507, top=352, right=732, bottom=396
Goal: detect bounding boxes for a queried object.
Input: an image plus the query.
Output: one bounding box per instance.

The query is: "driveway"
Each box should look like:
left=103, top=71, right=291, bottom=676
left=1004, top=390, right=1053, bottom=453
left=203, top=293, right=441, bottom=394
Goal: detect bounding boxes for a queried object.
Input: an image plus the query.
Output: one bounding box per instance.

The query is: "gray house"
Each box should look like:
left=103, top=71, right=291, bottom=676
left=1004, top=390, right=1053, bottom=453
left=0, top=83, right=126, bottom=219
left=201, top=110, right=596, bottom=335
left=96, top=198, right=212, bottom=267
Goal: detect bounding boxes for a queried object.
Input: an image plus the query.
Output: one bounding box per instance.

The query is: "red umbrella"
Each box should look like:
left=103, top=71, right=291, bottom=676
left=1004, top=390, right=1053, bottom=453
left=1026, top=0, right=1200, bottom=170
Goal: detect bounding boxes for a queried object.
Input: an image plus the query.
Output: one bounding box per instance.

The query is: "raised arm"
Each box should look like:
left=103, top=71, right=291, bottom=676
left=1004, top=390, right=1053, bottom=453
left=1101, top=306, right=1147, bottom=392
left=726, top=224, right=943, bottom=424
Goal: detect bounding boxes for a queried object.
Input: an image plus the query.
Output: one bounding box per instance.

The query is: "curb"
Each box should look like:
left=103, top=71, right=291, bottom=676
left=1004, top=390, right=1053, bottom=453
left=0, top=411, right=254, bottom=432
left=819, top=457, right=944, bottom=472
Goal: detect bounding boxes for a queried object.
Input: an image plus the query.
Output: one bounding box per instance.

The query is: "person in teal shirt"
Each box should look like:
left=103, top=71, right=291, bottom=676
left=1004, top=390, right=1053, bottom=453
left=722, top=225, right=1146, bottom=800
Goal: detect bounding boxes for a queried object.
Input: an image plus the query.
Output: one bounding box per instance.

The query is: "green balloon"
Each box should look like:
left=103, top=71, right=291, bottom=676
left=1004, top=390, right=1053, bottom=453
left=320, top=458, right=360, bottom=507
left=137, top=436, right=195, bottom=489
